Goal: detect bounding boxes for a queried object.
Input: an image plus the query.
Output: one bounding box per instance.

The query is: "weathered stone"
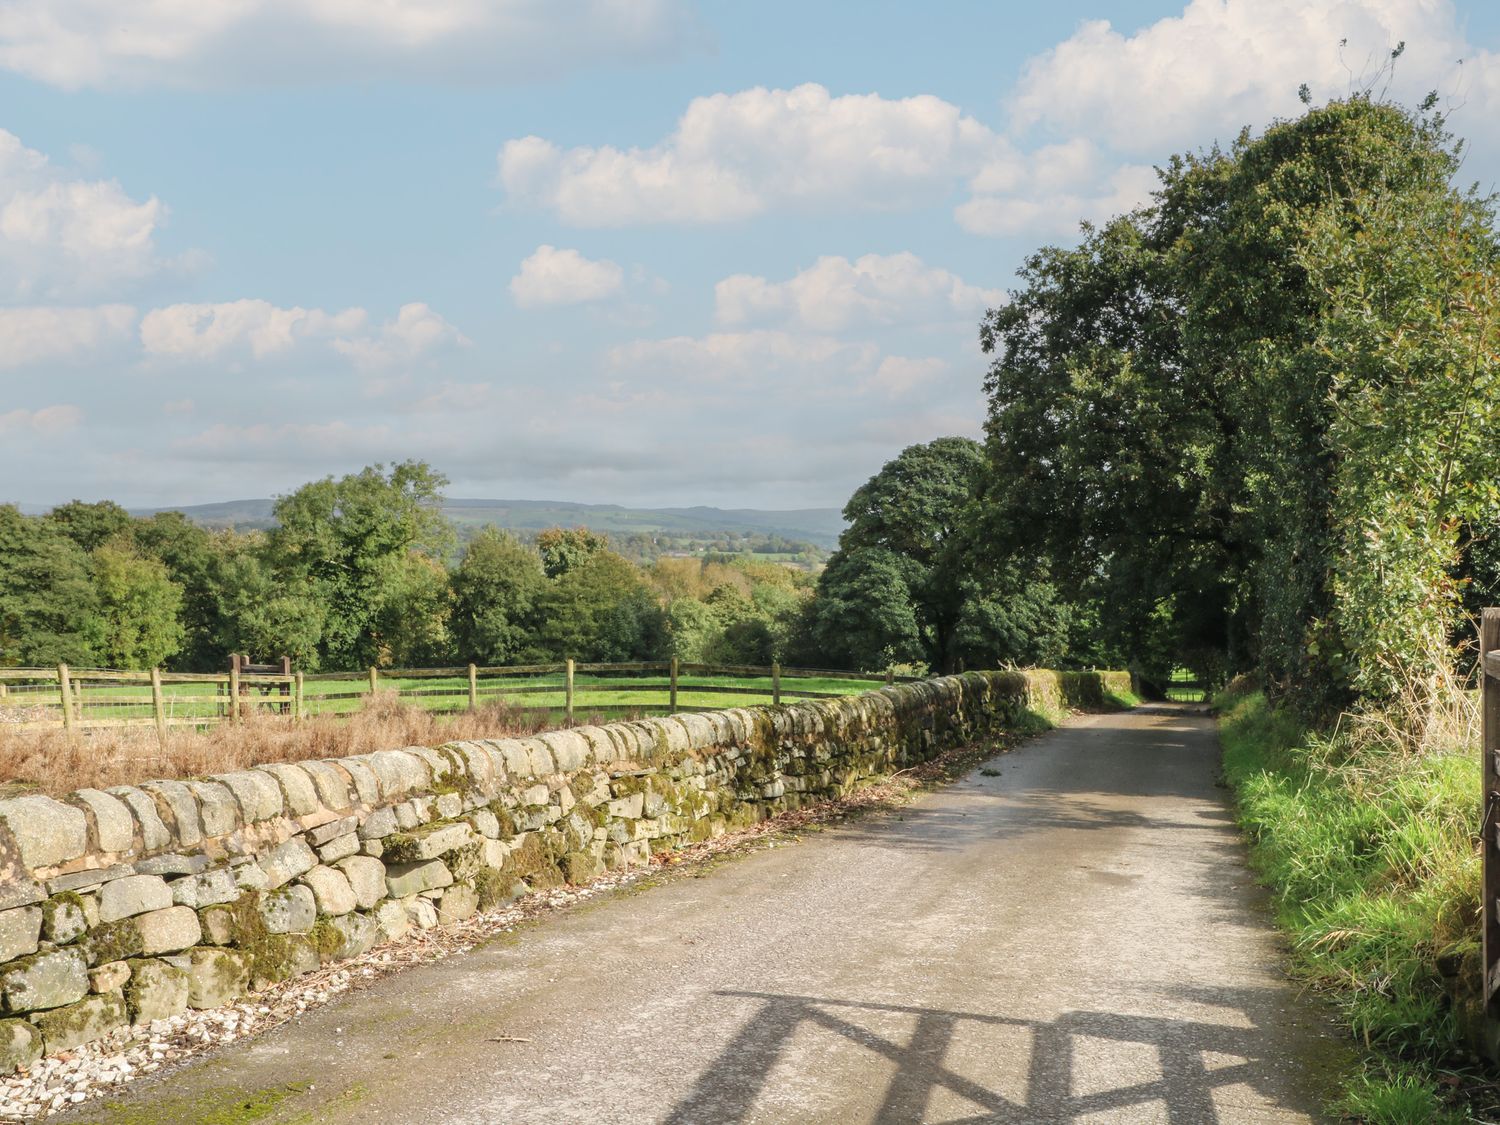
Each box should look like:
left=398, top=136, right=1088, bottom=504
left=258, top=885, right=315, bottom=935
left=260, top=838, right=316, bottom=889
left=298, top=761, right=354, bottom=812
left=538, top=730, right=591, bottom=773
left=436, top=884, right=478, bottom=925
left=78, top=893, right=98, bottom=928
left=98, top=875, right=172, bottom=923
left=394, top=802, right=420, bottom=830
left=209, top=771, right=283, bottom=824
left=231, top=861, right=268, bottom=892
left=0, top=797, right=87, bottom=869
left=435, top=793, right=462, bottom=820
left=0, top=1018, right=41, bottom=1073
left=357, top=807, right=398, bottom=841
left=406, top=897, right=438, bottom=929
left=325, top=913, right=379, bottom=961
left=384, top=860, right=452, bottom=899
left=45, top=863, right=133, bottom=895
left=0, top=907, right=40, bottom=962
left=68, top=790, right=135, bottom=853
left=316, top=833, right=359, bottom=864
left=0, top=949, right=87, bottom=1012
left=30, top=991, right=126, bottom=1050
left=374, top=899, right=409, bottom=940
left=139, top=781, right=203, bottom=847
left=305, top=815, right=358, bottom=848
left=608, top=792, right=645, bottom=820
left=521, top=784, right=550, bottom=808
left=560, top=850, right=604, bottom=884
left=523, top=741, right=555, bottom=777
left=89, top=961, right=129, bottom=994
left=247, top=934, right=320, bottom=990
left=104, top=787, right=171, bottom=853
left=124, top=958, right=188, bottom=1023
left=41, top=896, right=85, bottom=945
left=198, top=904, right=236, bottom=945
left=361, top=838, right=384, bottom=859
left=299, top=866, right=355, bottom=916
left=385, top=822, right=475, bottom=863
left=256, top=765, right=319, bottom=817
left=364, top=750, right=429, bottom=800
left=466, top=809, right=500, bottom=839
left=187, top=948, right=248, bottom=1009
left=481, top=839, right=509, bottom=869
left=133, top=853, right=210, bottom=876
left=334, top=856, right=385, bottom=910
left=169, top=868, right=239, bottom=909
left=185, top=781, right=240, bottom=837
left=133, top=906, right=200, bottom=955
left=334, top=759, right=379, bottom=806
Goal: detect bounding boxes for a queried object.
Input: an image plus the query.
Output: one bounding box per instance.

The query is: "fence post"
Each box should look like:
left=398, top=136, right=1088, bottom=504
left=670, top=657, right=679, bottom=712
left=56, top=663, right=74, bottom=732
left=772, top=661, right=781, bottom=707
left=150, top=667, right=167, bottom=748
left=565, top=659, right=575, bottom=728
left=468, top=664, right=478, bottom=711
left=885, top=666, right=895, bottom=686
left=228, top=662, right=240, bottom=722
left=1481, top=608, right=1500, bottom=1061
left=294, top=672, right=304, bottom=722
left=368, top=666, right=379, bottom=697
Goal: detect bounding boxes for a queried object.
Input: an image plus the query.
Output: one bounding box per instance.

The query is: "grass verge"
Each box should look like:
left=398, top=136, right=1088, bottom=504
left=1216, top=687, right=1486, bottom=1123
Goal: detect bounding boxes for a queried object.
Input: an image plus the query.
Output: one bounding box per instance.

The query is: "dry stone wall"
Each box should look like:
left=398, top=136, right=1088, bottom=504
left=0, top=669, right=1127, bottom=1070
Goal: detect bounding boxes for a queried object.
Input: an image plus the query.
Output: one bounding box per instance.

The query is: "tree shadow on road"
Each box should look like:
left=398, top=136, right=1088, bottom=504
left=664, top=988, right=1331, bottom=1124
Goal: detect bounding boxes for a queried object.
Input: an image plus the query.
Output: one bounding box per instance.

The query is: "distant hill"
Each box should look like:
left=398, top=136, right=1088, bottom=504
left=123, top=497, right=847, bottom=549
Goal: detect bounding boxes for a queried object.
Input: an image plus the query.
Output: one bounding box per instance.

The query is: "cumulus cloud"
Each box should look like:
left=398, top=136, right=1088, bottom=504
left=0, top=0, right=700, bottom=89
left=715, top=252, right=1003, bottom=331
left=869, top=356, right=949, bottom=397
left=510, top=245, right=624, bottom=308
left=0, top=130, right=167, bottom=298
left=957, top=148, right=1160, bottom=236
left=499, top=83, right=999, bottom=226
left=0, top=304, right=135, bottom=368
left=1009, top=0, right=1491, bottom=155
left=140, top=298, right=463, bottom=367
left=0, top=403, right=81, bottom=435
left=607, top=329, right=879, bottom=382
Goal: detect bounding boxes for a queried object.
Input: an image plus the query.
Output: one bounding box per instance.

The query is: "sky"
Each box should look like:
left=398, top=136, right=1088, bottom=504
left=4, top=0, right=1500, bottom=512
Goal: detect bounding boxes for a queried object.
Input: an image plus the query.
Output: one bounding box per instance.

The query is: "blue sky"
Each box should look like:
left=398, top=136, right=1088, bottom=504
left=3, top=0, right=1500, bottom=511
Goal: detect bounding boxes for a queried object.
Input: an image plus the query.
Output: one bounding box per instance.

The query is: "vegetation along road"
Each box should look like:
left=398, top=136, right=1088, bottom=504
left=66, top=704, right=1342, bottom=1124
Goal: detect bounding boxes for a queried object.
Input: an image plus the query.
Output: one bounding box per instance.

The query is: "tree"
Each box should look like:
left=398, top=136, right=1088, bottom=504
left=48, top=500, right=134, bottom=553
left=0, top=505, right=102, bottom=665
left=129, top=512, right=228, bottom=670
left=450, top=530, right=545, bottom=664
left=535, top=550, right=661, bottom=661
left=90, top=542, right=185, bottom=668
left=536, top=527, right=610, bottom=579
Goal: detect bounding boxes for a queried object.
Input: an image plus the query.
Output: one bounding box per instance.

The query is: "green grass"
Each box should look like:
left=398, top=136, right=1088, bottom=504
left=1217, top=688, right=1484, bottom=1121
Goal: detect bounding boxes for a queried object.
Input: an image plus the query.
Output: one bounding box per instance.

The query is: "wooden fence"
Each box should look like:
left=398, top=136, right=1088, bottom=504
left=1479, top=608, right=1500, bottom=1060
left=0, top=659, right=914, bottom=739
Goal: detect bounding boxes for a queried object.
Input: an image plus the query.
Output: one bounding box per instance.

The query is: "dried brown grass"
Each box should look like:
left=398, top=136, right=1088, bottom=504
left=0, top=694, right=572, bottom=798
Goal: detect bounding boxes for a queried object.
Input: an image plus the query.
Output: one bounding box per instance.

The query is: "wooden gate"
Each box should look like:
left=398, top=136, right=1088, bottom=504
left=1479, top=609, right=1500, bottom=1058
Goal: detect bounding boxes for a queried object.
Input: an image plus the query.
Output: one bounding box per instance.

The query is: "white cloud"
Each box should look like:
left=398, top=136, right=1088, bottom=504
left=957, top=153, right=1159, bottom=237
left=509, top=245, right=624, bottom=308
left=607, top=329, right=879, bottom=382
left=0, top=403, right=81, bottom=435
left=0, top=130, right=167, bottom=298
left=0, top=304, right=135, bottom=367
left=0, top=0, right=700, bottom=89
left=1009, top=0, right=1489, bottom=156
left=174, top=420, right=395, bottom=461
left=869, top=356, right=948, bottom=397
left=716, top=252, right=1003, bottom=331
left=140, top=298, right=463, bottom=366
left=499, top=83, right=999, bottom=225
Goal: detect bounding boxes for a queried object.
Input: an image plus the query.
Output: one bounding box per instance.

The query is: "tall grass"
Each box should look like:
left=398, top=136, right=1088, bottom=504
left=0, top=695, right=559, bottom=797
left=1217, top=686, right=1484, bottom=1121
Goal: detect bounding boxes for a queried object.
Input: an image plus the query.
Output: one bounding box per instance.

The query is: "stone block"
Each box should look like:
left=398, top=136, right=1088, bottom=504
left=436, top=884, right=478, bottom=925
left=481, top=839, right=509, bottom=869
left=0, top=797, right=87, bottom=868
left=254, top=764, right=318, bottom=817
left=300, top=866, right=355, bottom=916
left=247, top=934, right=319, bottom=990
left=209, top=771, right=283, bottom=824
left=45, top=864, right=133, bottom=895
left=358, top=807, right=398, bottom=841
left=199, top=904, right=236, bottom=945
left=316, top=833, right=359, bottom=864
left=258, top=885, right=315, bottom=935
left=187, top=948, right=249, bottom=1009
left=0, top=907, right=40, bottom=962
left=133, top=853, right=210, bottom=876
left=385, top=860, right=452, bottom=899
left=170, top=869, right=239, bottom=909
left=298, top=762, right=354, bottom=812
left=0, top=949, right=87, bottom=1012
left=435, top=793, right=462, bottom=820
left=260, top=838, right=316, bottom=889
left=334, top=759, right=379, bottom=806
left=231, top=861, right=268, bottom=892
left=139, top=781, right=202, bottom=847
left=326, top=913, right=379, bottom=961
left=305, top=815, right=358, bottom=848
left=185, top=781, right=240, bottom=837
left=134, top=906, right=201, bottom=955
left=89, top=961, right=130, bottom=994
left=30, top=991, right=126, bottom=1050
left=0, top=1018, right=41, bottom=1074
left=41, top=896, right=85, bottom=945
left=334, top=856, right=386, bottom=910
left=68, top=790, right=134, bottom=854
left=560, top=850, right=604, bottom=885
left=364, top=750, right=429, bottom=800
left=608, top=792, right=644, bottom=820
left=124, top=958, right=188, bottom=1024
left=373, top=900, right=408, bottom=940
left=394, top=802, right=420, bottom=830
left=405, top=897, right=438, bottom=930
left=98, top=875, right=172, bottom=923
left=466, top=809, right=500, bottom=839
left=538, top=730, right=591, bottom=773
left=103, top=788, right=170, bottom=853
left=384, top=822, right=474, bottom=864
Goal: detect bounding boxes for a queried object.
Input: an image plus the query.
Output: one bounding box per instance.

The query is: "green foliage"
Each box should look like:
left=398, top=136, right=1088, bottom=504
left=0, top=504, right=102, bottom=665
left=535, top=526, right=609, bottom=579
left=535, top=550, right=661, bottom=661
left=450, top=529, right=544, bottom=664
left=89, top=541, right=185, bottom=668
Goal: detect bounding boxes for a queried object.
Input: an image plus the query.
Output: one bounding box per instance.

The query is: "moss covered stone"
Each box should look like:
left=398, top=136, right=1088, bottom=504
left=188, top=948, right=249, bottom=1009
left=0, top=1018, right=40, bottom=1074
left=30, top=990, right=126, bottom=1050
left=124, top=958, right=188, bottom=1024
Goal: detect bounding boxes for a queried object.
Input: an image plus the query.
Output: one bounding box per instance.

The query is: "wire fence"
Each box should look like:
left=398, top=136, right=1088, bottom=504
left=0, top=660, right=917, bottom=737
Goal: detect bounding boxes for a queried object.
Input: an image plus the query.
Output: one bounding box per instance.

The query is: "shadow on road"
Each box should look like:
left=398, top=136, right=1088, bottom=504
left=665, top=989, right=1312, bottom=1123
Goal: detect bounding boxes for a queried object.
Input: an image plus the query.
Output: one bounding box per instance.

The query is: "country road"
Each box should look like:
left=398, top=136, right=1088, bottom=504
left=64, top=705, right=1345, bottom=1124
